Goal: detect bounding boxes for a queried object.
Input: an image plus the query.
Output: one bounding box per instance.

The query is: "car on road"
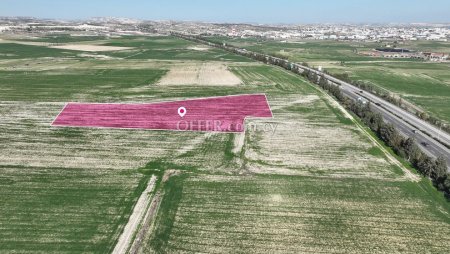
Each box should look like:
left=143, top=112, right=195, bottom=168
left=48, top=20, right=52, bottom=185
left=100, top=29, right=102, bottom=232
left=421, top=142, right=429, bottom=147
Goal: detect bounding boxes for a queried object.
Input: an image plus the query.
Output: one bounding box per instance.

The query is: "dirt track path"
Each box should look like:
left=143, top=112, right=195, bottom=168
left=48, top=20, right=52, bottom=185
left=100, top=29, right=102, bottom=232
left=112, top=175, right=157, bottom=254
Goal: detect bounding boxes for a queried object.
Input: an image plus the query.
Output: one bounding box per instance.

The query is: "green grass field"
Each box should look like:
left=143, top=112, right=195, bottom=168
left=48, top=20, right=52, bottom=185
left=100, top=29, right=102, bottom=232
left=0, top=35, right=449, bottom=253
left=0, top=43, right=80, bottom=59
left=144, top=174, right=450, bottom=253
left=102, top=36, right=252, bottom=61
left=0, top=166, right=147, bottom=253
left=0, top=69, right=166, bottom=101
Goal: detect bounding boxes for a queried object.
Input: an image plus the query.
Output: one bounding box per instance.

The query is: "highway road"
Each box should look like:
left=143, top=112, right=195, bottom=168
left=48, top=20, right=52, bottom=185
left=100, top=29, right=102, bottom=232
left=297, top=65, right=450, bottom=170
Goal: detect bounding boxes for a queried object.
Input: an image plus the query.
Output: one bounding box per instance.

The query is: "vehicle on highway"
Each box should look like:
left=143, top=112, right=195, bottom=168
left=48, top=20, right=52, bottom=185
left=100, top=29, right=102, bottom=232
left=357, top=97, right=368, bottom=104
left=421, top=142, right=429, bottom=147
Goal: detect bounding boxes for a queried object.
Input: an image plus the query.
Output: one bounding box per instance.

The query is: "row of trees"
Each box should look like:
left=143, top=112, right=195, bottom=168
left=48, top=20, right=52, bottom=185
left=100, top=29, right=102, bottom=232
left=175, top=32, right=450, bottom=196
left=302, top=71, right=345, bottom=103
left=351, top=102, right=450, bottom=193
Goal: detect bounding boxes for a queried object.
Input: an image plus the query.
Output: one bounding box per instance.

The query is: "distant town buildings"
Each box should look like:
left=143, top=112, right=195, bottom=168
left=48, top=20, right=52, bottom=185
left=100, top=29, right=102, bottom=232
left=179, top=23, right=450, bottom=43
left=2, top=17, right=449, bottom=43
left=0, top=17, right=450, bottom=42
left=1, top=17, right=449, bottom=62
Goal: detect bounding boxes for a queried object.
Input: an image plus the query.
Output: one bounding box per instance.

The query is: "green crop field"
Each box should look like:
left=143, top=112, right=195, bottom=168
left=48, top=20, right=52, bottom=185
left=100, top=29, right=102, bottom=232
left=211, top=36, right=450, bottom=125
left=144, top=175, right=450, bottom=253
left=102, top=36, right=252, bottom=61
left=0, top=43, right=80, bottom=59
left=0, top=35, right=449, bottom=253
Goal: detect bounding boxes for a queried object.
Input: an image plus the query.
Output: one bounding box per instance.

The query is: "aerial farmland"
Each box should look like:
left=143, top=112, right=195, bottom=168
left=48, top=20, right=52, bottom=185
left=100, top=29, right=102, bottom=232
left=0, top=34, right=449, bottom=254
left=212, top=37, right=450, bottom=125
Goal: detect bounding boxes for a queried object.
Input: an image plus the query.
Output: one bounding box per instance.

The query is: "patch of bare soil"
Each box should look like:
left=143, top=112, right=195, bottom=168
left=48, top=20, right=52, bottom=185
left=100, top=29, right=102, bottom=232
left=158, top=63, right=242, bottom=86
left=0, top=39, right=132, bottom=52
left=187, top=46, right=211, bottom=51
left=50, top=44, right=132, bottom=52
left=162, top=169, right=181, bottom=183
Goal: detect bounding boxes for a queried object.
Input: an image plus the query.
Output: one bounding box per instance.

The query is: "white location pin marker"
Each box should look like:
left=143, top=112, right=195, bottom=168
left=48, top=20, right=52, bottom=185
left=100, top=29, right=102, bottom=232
left=178, top=107, right=187, bottom=118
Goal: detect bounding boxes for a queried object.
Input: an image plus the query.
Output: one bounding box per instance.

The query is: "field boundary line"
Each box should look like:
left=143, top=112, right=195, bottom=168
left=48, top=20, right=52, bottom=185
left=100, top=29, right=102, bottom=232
left=52, top=93, right=269, bottom=105
left=50, top=102, right=68, bottom=126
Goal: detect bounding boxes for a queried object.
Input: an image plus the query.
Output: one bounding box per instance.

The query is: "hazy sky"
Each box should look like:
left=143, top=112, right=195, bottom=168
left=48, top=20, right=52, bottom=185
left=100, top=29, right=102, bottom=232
left=1, top=0, right=449, bottom=24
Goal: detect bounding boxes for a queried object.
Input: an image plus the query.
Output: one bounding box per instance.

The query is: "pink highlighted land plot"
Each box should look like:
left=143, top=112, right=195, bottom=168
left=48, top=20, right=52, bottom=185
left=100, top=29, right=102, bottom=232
left=52, top=94, right=273, bottom=133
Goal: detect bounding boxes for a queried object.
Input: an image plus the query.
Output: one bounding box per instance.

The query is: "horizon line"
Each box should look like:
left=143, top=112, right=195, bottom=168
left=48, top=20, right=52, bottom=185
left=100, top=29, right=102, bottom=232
left=1, top=16, right=450, bottom=26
